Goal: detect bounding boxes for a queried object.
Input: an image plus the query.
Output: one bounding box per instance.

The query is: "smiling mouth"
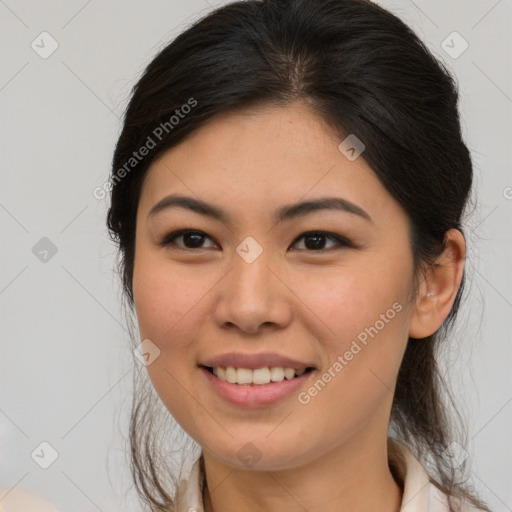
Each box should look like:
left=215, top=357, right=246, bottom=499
left=201, top=365, right=316, bottom=386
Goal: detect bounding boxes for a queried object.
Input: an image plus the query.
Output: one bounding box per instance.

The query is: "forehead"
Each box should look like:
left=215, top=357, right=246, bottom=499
left=161, top=102, right=344, bottom=173
left=138, top=103, right=401, bottom=226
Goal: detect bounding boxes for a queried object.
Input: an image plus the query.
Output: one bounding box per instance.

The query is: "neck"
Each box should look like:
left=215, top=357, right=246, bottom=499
left=202, top=436, right=403, bottom=512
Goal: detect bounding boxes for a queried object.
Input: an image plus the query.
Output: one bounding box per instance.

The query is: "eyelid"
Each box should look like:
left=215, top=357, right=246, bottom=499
left=158, top=229, right=355, bottom=251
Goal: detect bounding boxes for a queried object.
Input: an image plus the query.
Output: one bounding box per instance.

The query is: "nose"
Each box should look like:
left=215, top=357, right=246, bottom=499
left=212, top=247, right=292, bottom=335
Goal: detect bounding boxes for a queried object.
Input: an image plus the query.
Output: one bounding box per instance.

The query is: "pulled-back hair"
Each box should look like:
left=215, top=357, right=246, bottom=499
left=107, top=1, right=490, bottom=510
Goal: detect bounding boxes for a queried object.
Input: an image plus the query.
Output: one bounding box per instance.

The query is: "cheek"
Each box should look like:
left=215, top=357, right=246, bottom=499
left=133, top=249, right=206, bottom=342
left=298, top=299, right=408, bottom=447
left=300, top=255, right=411, bottom=343
left=131, top=251, right=209, bottom=420
left=297, top=254, right=412, bottom=415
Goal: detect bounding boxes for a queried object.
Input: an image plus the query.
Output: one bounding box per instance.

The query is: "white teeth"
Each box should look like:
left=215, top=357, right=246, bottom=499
left=237, top=368, right=253, bottom=385
left=252, top=367, right=271, bottom=385
left=283, top=368, right=295, bottom=380
left=269, top=367, right=285, bottom=382
left=211, top=366, right=309, bottom=385
left=225, top=366, right=237, bottom=384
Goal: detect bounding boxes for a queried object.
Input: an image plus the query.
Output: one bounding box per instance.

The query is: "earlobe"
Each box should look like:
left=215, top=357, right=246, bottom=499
left=408, top=229, right=466, bottom=339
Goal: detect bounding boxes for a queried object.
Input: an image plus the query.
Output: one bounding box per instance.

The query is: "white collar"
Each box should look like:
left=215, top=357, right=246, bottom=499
left=174, top=439, right=468, bottom=512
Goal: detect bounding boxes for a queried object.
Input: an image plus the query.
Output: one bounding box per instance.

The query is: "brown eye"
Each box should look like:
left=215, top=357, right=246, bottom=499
left=290, top=231, right=353, bottom=251
left=159, top=229, right=353, bottom=252
left=159, top=229, right=219, bottom=250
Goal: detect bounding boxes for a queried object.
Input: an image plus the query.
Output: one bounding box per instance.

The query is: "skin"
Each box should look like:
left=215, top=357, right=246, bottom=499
left=132, top=102, right=466, bottom=512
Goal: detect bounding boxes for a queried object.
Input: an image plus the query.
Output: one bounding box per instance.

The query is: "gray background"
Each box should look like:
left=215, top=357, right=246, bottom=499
left=0, top=0, right=511, bottom=511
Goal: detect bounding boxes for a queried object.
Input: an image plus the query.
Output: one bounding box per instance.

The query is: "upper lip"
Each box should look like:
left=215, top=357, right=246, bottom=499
left=200, top=352, right=316, bottom=370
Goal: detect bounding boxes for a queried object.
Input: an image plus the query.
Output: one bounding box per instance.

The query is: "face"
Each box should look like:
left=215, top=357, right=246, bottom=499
left=132, top=103, right=418, bottom=471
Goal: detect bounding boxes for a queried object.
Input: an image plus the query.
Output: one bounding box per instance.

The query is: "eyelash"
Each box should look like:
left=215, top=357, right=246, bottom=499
left=158, top=229, right=354, bottom=252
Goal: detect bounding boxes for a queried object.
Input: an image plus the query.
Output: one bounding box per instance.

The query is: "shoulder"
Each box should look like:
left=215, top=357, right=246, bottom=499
left=174, top=455, right=205, bottom=512
left=429, top=483, right=488, bottom=512
left=0, top=487, right=61, bottom=512
left=388, top=439, right=487, bottom=512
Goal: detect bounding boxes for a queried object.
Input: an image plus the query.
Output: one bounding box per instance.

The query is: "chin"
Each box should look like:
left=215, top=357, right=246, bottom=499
left=203, top=438, right=314, bottom=472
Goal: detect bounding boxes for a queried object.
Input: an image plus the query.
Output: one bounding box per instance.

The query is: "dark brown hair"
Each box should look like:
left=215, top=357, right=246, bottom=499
left=107, top=0, right=490, bottom=510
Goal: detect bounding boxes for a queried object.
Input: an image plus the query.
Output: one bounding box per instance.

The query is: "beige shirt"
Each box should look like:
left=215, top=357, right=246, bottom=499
left=174, top=440, right=484, bottom=512
left=0, top=441, right=483, bottom=511
left=0, top=488, right=61, bottom=512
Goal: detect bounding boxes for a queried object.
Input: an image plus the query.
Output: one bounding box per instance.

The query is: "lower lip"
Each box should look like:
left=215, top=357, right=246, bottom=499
left=200, top=366, right=315, bottom=408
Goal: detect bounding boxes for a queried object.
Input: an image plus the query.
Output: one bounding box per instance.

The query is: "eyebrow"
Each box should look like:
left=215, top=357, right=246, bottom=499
left=148, top=194, right=373, bottom=224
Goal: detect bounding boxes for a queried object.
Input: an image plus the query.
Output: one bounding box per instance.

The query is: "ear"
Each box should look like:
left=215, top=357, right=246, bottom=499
left=409, top=229, right=466, bottom=339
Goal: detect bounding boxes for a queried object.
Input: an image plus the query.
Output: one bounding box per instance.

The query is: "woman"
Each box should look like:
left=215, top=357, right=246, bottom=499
left=106, top=0, right=492, bottom=510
